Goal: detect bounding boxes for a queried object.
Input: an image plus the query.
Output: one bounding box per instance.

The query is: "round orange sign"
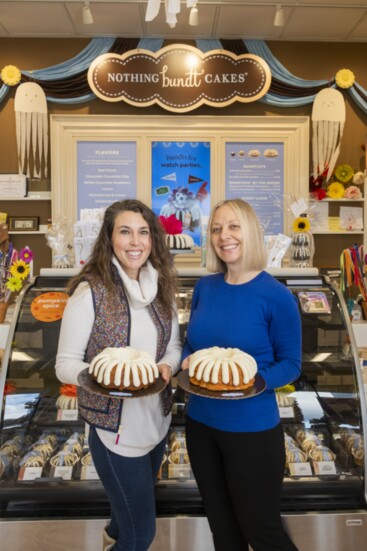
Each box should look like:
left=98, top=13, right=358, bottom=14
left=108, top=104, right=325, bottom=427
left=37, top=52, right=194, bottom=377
left=31, top=292, right=69, bottom=323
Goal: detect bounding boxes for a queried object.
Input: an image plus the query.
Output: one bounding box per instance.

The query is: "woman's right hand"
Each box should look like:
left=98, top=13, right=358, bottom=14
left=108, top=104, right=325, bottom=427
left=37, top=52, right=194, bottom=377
left=181, top=356, right=190, bottom=370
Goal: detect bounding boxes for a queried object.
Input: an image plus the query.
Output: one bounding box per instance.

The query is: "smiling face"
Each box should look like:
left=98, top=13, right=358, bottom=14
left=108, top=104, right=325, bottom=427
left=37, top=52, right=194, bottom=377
left=111, top=210, right=152, bottom=280
left=210, top=204, right=244, bottom=270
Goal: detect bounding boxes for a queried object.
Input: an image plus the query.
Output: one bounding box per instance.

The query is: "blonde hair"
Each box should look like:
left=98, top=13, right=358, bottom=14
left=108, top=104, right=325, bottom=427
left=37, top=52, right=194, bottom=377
left=206, top=199, right=268, bottom=273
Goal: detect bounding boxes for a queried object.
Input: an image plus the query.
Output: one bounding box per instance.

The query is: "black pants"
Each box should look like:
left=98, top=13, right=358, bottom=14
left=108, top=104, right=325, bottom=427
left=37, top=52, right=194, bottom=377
left=186, top=417, right=299, bottom=551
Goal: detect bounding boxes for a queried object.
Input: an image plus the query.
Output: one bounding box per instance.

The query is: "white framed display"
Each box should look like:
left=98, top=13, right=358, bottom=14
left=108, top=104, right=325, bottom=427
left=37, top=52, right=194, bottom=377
left=51, top=115, right=309, bottom=266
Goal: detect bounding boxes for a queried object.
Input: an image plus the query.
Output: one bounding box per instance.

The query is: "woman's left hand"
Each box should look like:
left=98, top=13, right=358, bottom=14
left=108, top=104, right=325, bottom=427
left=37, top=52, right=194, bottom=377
left=158, top=363, right=172, bottom=383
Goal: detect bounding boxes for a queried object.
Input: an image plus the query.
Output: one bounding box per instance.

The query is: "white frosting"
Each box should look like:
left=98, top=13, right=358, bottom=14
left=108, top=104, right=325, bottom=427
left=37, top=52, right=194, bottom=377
left=166, top=233, right=194, bottom=250
left=189, top=347, right=257, bottom=385
left=275, top=392, right=294, bottom=407
left=89, top=346, right=159, bottom=388
left=56, top=395, right=78, bottom=410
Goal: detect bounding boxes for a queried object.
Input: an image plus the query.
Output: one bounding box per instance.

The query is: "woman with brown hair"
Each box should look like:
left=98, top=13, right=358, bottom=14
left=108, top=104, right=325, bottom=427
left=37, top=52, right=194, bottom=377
left=56, top=199, right=181, bottom=551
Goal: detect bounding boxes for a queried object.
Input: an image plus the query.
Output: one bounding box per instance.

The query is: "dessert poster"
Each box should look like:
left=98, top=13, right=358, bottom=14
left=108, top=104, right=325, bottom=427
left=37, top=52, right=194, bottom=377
left=225, top=142, right=284, bottom=234
left=151, top=141, right=211, bottom=247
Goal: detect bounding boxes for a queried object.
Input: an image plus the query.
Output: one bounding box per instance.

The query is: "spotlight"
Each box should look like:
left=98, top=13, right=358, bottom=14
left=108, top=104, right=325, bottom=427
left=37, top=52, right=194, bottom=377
left=189, top=4, right=199, bottom=26
left=83, top=2, right=94, bottom=25
left=274, top=4, right=284, bottom=27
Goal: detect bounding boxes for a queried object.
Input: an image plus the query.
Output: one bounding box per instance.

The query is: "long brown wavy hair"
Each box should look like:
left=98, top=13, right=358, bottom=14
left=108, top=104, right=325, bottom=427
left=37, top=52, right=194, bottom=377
left=68, top=199, right=177, bottom=318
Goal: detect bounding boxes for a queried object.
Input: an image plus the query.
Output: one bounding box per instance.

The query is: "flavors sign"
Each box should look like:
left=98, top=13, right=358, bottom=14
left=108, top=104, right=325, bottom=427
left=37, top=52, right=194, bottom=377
left=88, top=44, right=271, bottom=113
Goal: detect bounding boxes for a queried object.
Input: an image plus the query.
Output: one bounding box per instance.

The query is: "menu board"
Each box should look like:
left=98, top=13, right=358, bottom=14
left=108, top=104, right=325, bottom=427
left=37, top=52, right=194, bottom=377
left=225, top=142, right=284, bottom=234
left=77, top=141, right=137, bottom=216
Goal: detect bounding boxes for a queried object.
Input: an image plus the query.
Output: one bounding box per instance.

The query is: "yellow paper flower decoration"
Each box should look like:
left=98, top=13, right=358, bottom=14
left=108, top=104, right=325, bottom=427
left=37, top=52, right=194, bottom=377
left=1, top=65, right=21, bottom=86
left=10, top=260, right=30, bottom=280
left=335, top=68, right=355, bottom=89
left=275, top=384, right=295, bottom=394
left=334, top=163, right=354, bottom=183
left=5, top=276, right=23, bottom=293
left=327, top=181, right=345, bottom=199
left=292, top=216, right=310, bottom=233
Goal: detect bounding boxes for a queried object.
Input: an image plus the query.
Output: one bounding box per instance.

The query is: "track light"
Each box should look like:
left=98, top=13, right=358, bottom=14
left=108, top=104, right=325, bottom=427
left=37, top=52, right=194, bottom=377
left=189, top=4, right=199, bottom=26
left=82, top=2, right=94, bottom=25
left=274, top=4, right=284, bottom=27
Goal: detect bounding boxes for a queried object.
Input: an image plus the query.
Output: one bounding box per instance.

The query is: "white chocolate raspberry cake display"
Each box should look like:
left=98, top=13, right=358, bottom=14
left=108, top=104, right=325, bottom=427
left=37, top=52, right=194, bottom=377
left=188, top=347, right=257, bottom=392
left=159, top=215, right=194, bottom=251
left=89, top=346, right=159, bottom=391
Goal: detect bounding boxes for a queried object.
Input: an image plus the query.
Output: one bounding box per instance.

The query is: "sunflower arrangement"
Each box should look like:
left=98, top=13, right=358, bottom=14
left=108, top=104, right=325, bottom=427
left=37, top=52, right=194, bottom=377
left=0, top=244, right=33, bottom=303
left=292, top=216, right=311, bottom=233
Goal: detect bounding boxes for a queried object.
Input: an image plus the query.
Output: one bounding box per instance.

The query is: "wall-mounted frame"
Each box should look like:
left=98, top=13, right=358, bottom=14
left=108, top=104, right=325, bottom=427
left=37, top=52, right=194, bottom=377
left=51, top=115, right=309, bottom=267
left=8, top=216, right=39, bottom=232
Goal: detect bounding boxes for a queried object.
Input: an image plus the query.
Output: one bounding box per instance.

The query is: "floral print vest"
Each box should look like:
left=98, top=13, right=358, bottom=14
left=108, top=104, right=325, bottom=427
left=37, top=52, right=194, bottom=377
left=77, top=266, right=172, bottom=432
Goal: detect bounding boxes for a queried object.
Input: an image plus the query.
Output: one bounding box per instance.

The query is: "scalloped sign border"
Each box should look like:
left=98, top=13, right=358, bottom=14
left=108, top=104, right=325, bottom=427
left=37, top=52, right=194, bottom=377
left=88, top=44, right=272, bottom=113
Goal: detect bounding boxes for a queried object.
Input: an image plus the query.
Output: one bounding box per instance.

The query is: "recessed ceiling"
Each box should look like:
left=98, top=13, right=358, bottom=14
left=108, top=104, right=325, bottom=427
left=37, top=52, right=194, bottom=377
left=0, top=1, right=366, bottom=42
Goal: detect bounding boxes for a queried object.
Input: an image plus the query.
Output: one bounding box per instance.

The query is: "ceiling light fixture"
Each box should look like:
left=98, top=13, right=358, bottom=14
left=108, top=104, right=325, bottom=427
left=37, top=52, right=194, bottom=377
left=145, top=0, right=199, bottom=29
left=274, top=4, right=285, bottom=27
left=82, top=2, right=94, bottom=25
left=189, top=4, right=199, bottom=26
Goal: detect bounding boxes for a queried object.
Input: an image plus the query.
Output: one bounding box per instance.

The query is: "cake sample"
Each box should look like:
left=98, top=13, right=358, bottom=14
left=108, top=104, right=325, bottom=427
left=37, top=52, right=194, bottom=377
left=159, top=214, right=194, bottom=250
left=89, top=346, right=159, bottom=391
left=166, top=232, right=195, bottom=250
left=309, top=446, right=336, bottom=462
left=56, top=384, right=78, bottom=410
left=188, top=346, right=257, bottom=391
left=275, top=392, right=294, bottom=407
left=50, top=451, right=79, bottom=467
left=285, top=448, right=308, bottom=467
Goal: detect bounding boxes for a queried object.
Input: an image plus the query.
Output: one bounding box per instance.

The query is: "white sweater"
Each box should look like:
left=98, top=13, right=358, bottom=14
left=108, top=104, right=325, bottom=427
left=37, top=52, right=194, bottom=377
left=55, top=259, right=182, bottom=457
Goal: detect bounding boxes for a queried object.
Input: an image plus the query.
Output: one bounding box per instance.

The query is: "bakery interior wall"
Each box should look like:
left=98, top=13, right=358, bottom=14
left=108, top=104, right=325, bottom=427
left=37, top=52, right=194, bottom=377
left=1, top=38, right=367, bottom=273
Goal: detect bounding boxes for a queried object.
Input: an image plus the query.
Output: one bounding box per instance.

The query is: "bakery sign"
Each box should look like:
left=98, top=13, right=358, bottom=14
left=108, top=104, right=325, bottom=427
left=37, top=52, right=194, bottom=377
left=87, top=44, right=272, bottom=113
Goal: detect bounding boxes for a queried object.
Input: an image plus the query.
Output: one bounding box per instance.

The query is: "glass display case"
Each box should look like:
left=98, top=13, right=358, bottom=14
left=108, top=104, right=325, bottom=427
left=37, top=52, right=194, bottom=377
left=0, top=269, right=366, bottom=551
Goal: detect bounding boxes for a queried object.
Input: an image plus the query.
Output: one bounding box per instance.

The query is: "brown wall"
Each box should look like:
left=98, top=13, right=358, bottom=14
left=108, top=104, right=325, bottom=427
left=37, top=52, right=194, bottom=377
left=1, top=38, right=367, bottom=271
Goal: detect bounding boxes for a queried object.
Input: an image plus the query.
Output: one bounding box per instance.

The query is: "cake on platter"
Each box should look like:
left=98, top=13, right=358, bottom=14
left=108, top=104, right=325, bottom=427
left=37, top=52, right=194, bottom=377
left=159, top=214, right=195, bottom=251
left=89, top=346, right=159, bottom=391
left=188, top=346, right=257, bottom=392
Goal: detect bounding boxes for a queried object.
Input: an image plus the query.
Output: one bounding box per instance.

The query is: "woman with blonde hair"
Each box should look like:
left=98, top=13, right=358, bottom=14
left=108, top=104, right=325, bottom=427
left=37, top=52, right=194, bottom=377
left=182, top=198, right=301, bottom=551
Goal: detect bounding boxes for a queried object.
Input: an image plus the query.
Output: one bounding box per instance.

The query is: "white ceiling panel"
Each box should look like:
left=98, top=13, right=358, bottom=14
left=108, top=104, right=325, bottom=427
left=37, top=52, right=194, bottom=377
left=0, top=2, right=75, bottom=36
left=0, top=1, right=366, bottom=42
left=66, top=2, right=144, bottom=37
left=284, top=7, right=367, bottom=42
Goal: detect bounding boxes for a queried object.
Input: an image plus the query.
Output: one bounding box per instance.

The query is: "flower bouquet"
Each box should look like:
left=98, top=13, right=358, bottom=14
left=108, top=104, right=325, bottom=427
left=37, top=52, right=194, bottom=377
left=0, top=243, right=33, bottom=322
left=310, top=163, right=365, bottom=201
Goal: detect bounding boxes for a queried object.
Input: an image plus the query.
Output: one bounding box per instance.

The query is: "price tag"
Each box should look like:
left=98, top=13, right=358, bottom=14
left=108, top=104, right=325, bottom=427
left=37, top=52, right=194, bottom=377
left=279, top=406, right=294, bottom=418
left=81, top=465, right=99, bottom=480
left=288, top=462, right=312, bottom=477
left=57, top=409, right=79, bottom=421
left=290, top=198, right=308, bottom=218
left=312, top=461, right=337, bottom=475
left=18, top=466, right=43, bottom=480
left=51, top=466, right=73, bottom=480
left=168, top=464, right=191, bottom=479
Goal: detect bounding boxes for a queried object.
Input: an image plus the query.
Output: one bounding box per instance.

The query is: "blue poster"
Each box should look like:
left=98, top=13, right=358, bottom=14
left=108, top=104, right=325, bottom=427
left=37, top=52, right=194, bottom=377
left=77, top=141, right=136, bottom=216
left=151, top=142, right=211, bottom=246
left=225, top=142, right=284, bottom=235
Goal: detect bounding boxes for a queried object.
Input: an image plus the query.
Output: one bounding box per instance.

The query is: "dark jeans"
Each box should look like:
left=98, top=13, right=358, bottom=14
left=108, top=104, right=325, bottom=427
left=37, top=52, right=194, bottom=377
left=88, top=425, right=166, bottom=551
left=186, top=417, right=299, bottom=551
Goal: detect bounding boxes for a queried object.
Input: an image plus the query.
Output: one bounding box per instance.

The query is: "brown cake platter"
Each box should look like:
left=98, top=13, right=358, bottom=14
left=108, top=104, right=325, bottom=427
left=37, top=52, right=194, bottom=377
left=176, top=370, right=266, bottom=400
left=77, top=368, right=167, bottom=399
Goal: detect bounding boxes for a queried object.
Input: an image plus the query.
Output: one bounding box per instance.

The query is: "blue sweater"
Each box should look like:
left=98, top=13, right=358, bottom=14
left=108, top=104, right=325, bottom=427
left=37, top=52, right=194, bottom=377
left=182, top=271, right=302, bottom=432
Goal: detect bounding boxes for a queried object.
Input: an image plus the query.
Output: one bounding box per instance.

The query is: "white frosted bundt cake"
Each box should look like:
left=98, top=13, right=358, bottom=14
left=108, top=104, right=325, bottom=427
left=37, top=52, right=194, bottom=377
left=188, top=347, right=257, bottom=391
left=89, top=346, right=159, bottom=391
left=159, top=214, right=195, bottom=250
left=166, top=232, right=195, bottom=250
